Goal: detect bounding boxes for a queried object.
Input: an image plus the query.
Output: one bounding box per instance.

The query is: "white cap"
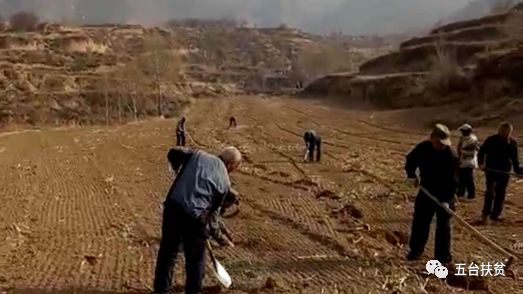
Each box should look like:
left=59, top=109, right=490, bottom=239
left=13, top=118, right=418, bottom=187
left=458, top=123, right=472, bottom=131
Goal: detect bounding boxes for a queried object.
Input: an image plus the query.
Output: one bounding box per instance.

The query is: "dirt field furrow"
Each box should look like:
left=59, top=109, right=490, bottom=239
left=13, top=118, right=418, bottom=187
left=0, top=96, right=521, bottom=293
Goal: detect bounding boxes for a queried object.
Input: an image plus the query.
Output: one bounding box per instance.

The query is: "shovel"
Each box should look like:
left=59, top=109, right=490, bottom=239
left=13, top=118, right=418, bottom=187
left=206, top=240, right=232, bottom=288
left=418, top=184, right=517, bottom=270
left=303, top=149, right=309, bottom=162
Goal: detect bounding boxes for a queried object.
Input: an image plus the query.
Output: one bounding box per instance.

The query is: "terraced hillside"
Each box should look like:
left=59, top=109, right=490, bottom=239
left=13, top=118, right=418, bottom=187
left=0, top=22, right=375, bottom=129
left=304, top=4, right=523, bottom=126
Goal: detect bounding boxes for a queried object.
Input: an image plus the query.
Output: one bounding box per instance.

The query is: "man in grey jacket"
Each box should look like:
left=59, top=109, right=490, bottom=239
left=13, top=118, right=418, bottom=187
left=153, top=146, right=242, bottom=294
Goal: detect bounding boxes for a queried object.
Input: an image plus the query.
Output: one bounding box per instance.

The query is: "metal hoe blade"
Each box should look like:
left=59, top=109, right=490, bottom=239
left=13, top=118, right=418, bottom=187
left=207, top=241, right=232, bottom=288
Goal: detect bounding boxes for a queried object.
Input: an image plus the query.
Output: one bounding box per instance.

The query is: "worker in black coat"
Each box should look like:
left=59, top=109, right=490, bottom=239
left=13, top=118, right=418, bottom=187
left=303, top=129, right=322, bottom=162
left=229, top=116, right=237, bottom=128
left=478, top=122, right=522, bottom=224
left=405, top=124, right=459, bottom=263
left=176, top=117, right=186, bottom=146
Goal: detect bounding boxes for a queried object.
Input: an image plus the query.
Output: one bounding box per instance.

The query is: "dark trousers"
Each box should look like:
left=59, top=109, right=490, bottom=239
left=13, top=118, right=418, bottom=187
left=229, top=118, right=237, bottom=127
left=409, top=192, right=453, bottom=263
left=176, top=132, right=186, bottom=146
left=457, top=168, right=475, bottom=199
left=154, top=203, right=207, bottom=294
left=307, top=139, right=322, bottom=162
left=482, top=171, right=510, bottom=219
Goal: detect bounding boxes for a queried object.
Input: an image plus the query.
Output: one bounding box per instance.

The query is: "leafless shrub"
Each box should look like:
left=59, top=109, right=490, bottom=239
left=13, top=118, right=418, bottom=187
left=166, top=17, right=243, bottom=29
left=291, top=43, right=359, bottom=83
left=278, top=23, right=289, bottom=30
left=427, top=40, right=466, bottom=95
left=505, top=11, right=523, bottom=45
left=117, top=61, right=147, bottom=122
left=9, top=12, right=39, bottom=32
left=138, top=33, right=183, bottom=117
left=490, top=0, right=516, bottom=14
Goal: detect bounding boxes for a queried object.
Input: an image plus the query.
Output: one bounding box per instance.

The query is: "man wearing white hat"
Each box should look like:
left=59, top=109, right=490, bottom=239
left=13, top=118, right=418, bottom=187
left=457, top=124, right=480, bottom=201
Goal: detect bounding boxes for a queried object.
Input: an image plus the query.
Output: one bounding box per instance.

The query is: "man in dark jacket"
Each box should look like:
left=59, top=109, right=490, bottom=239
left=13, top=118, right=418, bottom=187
left=229, top=116, right=237, bottom=128
left=303, top=129, right=322, bottom=162
left=176, top=117, right=186, bottom=146
left=153, top=146, right=242, bottom=294
left=478, top=122, right=522, bottom=224
left=405, top=124, right=459, bottom=263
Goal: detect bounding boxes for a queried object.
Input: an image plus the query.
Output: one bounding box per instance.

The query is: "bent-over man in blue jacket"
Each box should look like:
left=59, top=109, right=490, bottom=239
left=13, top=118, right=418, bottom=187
left=153, top=146, right=242, bottom=294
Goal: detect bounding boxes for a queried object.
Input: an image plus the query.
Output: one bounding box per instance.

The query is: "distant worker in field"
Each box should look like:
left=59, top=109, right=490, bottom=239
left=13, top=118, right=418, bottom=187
left=154, top=146, right=242, bottom=294
left=303, top=129, right=322, bottom=162
left=176, top=116, right=186, bottom=146
left=405, top=124, right=458, bottom=263
left=229, top=116, right=237, bottom=128
left=457, top=124, right=480, bottom=201
left=478, top=122, right=522, bottom=224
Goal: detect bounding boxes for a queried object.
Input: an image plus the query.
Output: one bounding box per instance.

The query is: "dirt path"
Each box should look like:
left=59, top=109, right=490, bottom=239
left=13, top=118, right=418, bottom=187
left=0, top=96, right=521, bottom=294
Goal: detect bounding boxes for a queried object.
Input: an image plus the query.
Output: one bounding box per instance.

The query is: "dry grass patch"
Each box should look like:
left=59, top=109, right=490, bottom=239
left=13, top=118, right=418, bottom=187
left=427, top=40, right=466, bottom=95
left=8, top=42, right=44, bottom=51
left=67, top=40, right=108, bottom=54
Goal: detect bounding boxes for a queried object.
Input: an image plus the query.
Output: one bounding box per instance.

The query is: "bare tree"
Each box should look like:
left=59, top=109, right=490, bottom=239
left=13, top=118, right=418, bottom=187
left=9, top=12, right=39, bottom=32
left=200, top=28, right=231, bottom=67
left=139, top=33, right=180, bottom=117
left=117, top=86, right=122, bottom=124
left=427, top=39, right=465, bottom=95
left=490, top=0, right=516, bottom=14
left=103, top=72, right=110, bottom=125
left=118, top=61, right=148, bottom=122
left=292, top=43, right=356, bottom=83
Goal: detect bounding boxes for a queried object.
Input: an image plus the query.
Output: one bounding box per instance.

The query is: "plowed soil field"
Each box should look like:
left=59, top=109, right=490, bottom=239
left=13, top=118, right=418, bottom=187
left=0, top=96, right=521, bottom=294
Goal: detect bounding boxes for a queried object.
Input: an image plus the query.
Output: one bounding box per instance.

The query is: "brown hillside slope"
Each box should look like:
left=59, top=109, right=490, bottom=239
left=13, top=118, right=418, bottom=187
left=359, top=4, right=523, bottom=75
left=303, top=5, right=523, bottom=125
left=0, top=22, right=371, bottom=129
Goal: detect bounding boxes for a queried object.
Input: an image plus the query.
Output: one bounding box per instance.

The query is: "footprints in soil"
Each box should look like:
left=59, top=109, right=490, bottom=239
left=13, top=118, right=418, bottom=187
left=382, top=230, right=409, bottom=247
left=316, top=190, right=341, bottom=200
left=268, top=171, right=290, bottom=178
left=331, top=204, right=364, bottom=221
left=253, top=164, right=267, bottom=170
left=446, top=271, right=489, bottom=291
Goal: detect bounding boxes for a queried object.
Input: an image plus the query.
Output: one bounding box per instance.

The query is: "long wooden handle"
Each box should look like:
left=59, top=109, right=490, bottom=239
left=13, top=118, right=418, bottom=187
left=418, top=185, right=517, bottom=261
left=483, top=167, right=519, bottom=177
left=206, top=240, right=217, bottom=265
